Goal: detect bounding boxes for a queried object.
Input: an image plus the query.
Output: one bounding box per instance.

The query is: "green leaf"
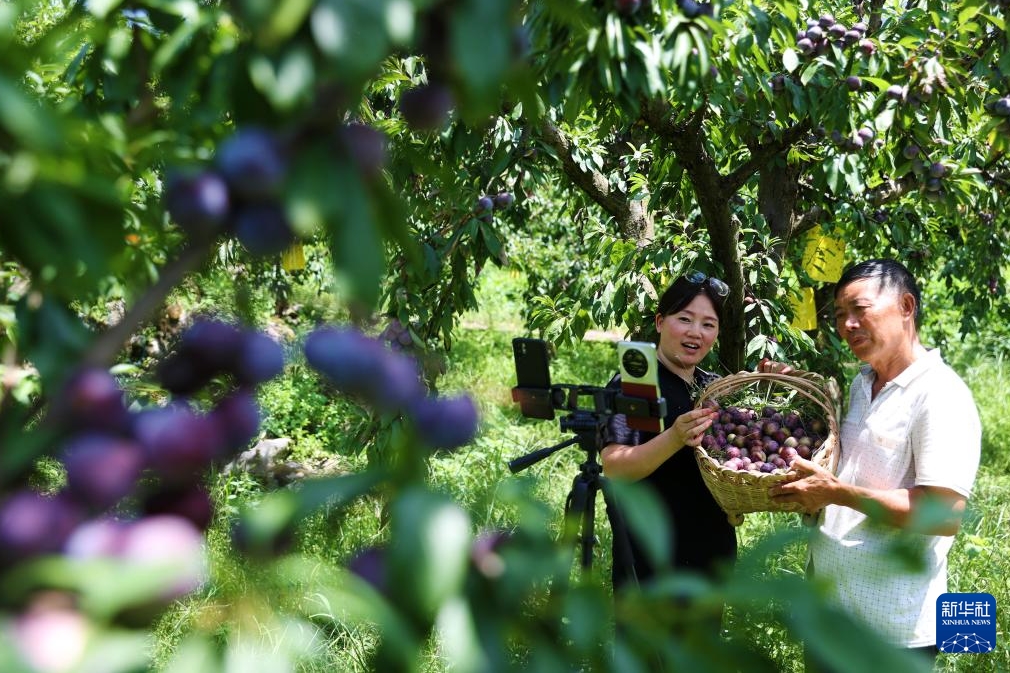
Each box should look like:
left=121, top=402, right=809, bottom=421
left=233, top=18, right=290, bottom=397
left=151, top=14, right=206, bottom=74
left=479, top=223, right=504, bottom=261
left=672, top=30, right=694, bottom=87
left=248, top=46, right=316, bottom=111
left=451, top=0, right=513, bottom=116
left=610, top=480, right=671, bottom=571
left=782, top=48, right=799, bottom=73
left=262, top=0, right=316, bottom=46
left=800, top=60, right=820, bottom=86
left=389, top=488, right=472, bottom=619
left=958, top=4, right=982, bottom=24
left=86, top=0, right=124, bottom=19
left=288, top=148, right=385, bottom=308
left=842, top=155, right=864, bottom=195
left=634, top=38, right=664, bottom=95
left=330, top=173, right=385, bottom=309
left=0, top=77, right=61, bottom=150
left=384, top=0, right=415, bottom=45
left=161, top=636, right=220, bottom=673
left=310, top=0, right=389, bottom=77
left=825, top=156, right=841, bottom=194
left=980, top=13, right=1005, bottom=30
left=860, top=76, right=891, bottom=92
left=874, top=106, right=895, bottom=134
left=745, top=334, right=768, bottom=357
left=436, top=596, right=486, bottom=671
left=789, top=591, right=934, bottom=673
left=561, top=587, right=611, bottom=656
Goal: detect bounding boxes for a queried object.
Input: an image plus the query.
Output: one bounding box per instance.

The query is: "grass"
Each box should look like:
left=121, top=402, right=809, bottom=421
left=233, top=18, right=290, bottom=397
left=150, top=267, right=1010, bottom=672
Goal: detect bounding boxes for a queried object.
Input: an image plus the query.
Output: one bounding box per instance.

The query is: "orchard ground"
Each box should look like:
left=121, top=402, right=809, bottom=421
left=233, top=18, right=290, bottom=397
left=151, top=267, right=1009, bottom=672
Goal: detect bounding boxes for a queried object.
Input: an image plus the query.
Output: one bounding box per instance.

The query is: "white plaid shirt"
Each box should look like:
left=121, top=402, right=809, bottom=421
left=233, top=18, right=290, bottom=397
left=809, top=349, right=981, bottom=647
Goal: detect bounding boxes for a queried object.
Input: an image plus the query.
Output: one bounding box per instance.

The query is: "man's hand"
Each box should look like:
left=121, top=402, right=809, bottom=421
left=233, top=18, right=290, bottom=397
left=771, top=459, right=969, bottom=536
left=768, top=456, right=838, bottom=514
left=758, top=358, right=796, bottom=375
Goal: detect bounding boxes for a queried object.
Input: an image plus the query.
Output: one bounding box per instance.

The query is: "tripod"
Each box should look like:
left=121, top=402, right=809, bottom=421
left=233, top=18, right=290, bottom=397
left=508, top=409, right=637, bottom=584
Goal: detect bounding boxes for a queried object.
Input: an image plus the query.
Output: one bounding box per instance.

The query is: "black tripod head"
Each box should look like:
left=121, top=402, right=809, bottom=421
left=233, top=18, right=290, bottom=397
left=507, top=385, right=665, bottom=474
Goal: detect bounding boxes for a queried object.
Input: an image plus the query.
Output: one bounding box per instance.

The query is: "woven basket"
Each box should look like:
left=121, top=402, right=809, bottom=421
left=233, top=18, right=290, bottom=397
left=693, top=371, right=842, bottom=526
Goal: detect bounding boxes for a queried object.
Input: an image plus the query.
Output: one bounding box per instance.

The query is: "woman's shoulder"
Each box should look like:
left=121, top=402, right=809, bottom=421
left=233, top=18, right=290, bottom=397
left=695, top=368, right=720, bottom=389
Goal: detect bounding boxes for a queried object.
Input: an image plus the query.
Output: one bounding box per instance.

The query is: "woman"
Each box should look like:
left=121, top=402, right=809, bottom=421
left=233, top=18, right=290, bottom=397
left=602, top=271, right=734, bottom=588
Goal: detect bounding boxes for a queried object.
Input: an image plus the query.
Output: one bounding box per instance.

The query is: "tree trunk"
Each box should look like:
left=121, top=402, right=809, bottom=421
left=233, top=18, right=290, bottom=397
left=643, top=102, right=746, bottom=373
left=758, top=157, right=802, bottom=257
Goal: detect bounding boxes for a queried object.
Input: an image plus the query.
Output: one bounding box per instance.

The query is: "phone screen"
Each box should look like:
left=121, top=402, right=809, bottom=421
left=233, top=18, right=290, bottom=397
left=511, top=338, right=554, bottom=419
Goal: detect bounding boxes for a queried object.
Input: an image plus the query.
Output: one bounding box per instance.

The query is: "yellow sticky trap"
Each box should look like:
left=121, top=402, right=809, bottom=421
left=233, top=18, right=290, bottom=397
left=790, top=287, right=818, bottom=331
left=801, top=234, right=846, bottom=283
left=281, top=242, right=305, bottom=271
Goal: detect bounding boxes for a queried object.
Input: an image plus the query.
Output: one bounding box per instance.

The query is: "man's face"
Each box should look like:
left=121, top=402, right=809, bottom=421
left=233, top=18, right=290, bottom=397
left=833, top=278, right=912, bottom=363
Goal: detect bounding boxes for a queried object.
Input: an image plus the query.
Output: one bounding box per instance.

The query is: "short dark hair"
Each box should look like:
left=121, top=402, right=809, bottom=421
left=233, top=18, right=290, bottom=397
left=657, top=274, right=725, bottom=321
left=834, top=258, right=922, bottom=327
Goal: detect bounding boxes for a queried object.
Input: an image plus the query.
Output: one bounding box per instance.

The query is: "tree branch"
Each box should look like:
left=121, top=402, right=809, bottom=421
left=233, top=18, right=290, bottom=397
left=641, top=98, right=726, bottom=203
left=792, top=204, right=823, bottom=238
left=722, top=120, right=811, bottom=194
left=83, top=242, right=212, bottom=369
left=538, top=120, right=654, bottom=242
left=867, top=0, right=885, bottom=34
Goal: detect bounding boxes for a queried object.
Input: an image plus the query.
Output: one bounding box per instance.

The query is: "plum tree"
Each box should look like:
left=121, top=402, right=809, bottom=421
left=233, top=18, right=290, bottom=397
left=0, top=0, right=1007, bottom=671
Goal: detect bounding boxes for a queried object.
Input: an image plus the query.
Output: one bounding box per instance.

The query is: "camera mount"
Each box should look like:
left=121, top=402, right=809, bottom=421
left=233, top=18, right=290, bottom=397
left=508, top=339, right=667, bottom=580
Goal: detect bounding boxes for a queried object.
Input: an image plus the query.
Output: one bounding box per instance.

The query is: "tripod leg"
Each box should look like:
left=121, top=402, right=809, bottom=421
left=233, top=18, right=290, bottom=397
left=565, top=475, right=594, bottom=570
left=580, top=478, right=598, bottom=570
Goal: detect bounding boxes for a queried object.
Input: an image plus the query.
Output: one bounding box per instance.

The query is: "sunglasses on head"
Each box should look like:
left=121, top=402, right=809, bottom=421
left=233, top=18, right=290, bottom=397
left=685, top=271, right=730, bottom=298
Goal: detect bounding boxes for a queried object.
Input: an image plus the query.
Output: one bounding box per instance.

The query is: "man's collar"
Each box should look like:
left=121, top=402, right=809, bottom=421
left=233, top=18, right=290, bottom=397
left=859, top=348, right=942, bottom=389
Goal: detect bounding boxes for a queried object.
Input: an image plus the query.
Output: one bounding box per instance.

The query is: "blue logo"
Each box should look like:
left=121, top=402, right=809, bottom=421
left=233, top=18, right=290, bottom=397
left=936, top=593, right=997, bottom=654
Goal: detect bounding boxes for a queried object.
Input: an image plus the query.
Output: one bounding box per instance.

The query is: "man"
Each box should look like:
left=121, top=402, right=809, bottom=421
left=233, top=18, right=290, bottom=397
left=767, top=259, right=981, bottom=656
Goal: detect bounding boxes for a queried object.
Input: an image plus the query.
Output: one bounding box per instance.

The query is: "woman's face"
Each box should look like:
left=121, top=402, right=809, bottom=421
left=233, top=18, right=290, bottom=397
left=655, top=293, right=720, bottom=373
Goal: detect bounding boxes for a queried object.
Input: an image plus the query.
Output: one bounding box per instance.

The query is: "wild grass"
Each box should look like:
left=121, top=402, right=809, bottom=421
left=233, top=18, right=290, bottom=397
left=958, top=354, right=1010, bottom=475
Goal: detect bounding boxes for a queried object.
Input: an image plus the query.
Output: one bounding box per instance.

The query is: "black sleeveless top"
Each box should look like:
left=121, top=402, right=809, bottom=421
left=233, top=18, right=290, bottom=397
left=605, top=363, right=736, bottom=588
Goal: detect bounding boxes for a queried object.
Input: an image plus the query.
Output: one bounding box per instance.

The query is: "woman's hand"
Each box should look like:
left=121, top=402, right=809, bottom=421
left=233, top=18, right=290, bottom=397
left=669, top=407, right=717, bottom=448
left=603, top=407, right=717, bottom=481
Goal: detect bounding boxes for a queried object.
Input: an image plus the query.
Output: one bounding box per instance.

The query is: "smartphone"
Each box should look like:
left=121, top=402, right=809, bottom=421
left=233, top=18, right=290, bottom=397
left=617, top=341, right=665, bottom=433
left=511, top=337, right=555, bottom=419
